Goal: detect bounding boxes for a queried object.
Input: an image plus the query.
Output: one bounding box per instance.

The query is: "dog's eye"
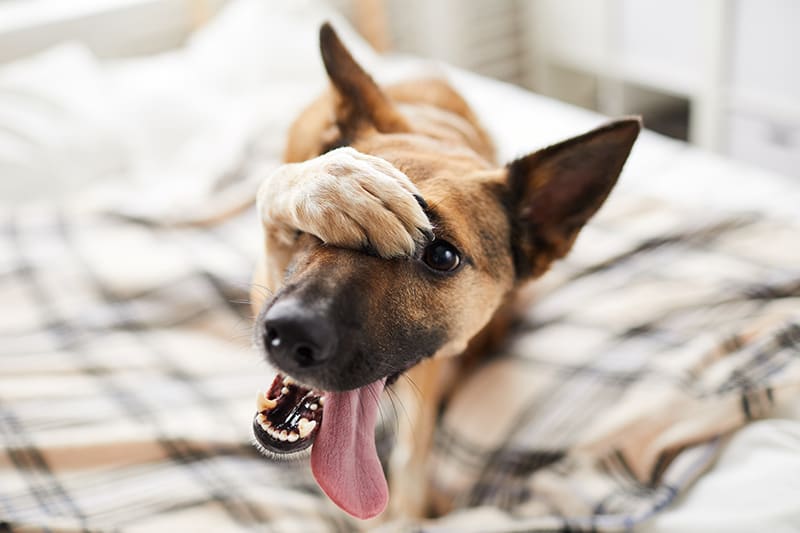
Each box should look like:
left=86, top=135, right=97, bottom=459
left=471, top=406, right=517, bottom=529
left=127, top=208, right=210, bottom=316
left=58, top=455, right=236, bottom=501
left=422, top=240, right=461, bottom=272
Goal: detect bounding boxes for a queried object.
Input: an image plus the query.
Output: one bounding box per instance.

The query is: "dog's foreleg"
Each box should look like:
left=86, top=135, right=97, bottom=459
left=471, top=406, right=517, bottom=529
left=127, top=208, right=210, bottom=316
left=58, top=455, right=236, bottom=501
left=256, top=146, right=432, bottom=258
left=251, top=146, right=432, bottom=312
left=389, top=356, right=451, bottom=518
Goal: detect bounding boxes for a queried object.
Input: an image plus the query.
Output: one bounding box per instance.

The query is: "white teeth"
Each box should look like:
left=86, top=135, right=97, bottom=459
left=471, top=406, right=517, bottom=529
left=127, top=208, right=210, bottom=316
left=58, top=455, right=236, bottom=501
left=309, top=404, right=318, bottom=411
left=319, top=397, right=326, bottom=406
left=281, top=387, right=289, bottom=395
left=298, top=418, right=317, bottom=438
left=257, top=413, right=315, bottom=443
left=257, top=391, right=277, bottom=412
left=283, top=376, right=295, bottom=385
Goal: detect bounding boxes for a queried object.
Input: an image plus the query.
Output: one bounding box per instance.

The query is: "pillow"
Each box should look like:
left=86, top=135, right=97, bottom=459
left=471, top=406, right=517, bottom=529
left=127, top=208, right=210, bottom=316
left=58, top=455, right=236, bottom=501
left=0, top=44, right=126, bottom=204
left=0, top=0, right=373, bottom=209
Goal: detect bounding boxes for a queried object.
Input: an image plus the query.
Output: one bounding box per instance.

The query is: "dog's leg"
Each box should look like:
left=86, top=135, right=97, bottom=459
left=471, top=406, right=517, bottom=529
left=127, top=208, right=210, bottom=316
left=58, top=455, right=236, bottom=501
left=258, top=146, right=432, bottom=258
left=389, top=356, right=451, bottom=518
left=251, top=146, right=433, bottom=311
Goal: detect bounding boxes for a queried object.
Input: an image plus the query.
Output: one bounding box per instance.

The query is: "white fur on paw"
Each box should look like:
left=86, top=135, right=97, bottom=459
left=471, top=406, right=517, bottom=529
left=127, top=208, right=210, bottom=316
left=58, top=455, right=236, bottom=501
left=257, top=147, right=432, bottom=258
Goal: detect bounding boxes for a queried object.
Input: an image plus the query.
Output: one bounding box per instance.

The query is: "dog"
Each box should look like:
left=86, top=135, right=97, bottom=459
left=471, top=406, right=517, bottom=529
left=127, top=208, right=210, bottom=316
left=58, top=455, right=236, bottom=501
left=250, top=23, right=640, bottom=520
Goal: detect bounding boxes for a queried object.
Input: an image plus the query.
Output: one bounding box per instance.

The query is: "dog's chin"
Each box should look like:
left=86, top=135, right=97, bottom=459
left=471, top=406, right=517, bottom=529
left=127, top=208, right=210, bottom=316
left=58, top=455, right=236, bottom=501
left=251, top=435, right=312, bottom=462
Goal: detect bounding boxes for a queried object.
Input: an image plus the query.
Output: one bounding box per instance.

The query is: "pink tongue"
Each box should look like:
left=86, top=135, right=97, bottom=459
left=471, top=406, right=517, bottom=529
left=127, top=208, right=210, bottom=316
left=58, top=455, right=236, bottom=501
left=310, top=378, right=388, bottom=519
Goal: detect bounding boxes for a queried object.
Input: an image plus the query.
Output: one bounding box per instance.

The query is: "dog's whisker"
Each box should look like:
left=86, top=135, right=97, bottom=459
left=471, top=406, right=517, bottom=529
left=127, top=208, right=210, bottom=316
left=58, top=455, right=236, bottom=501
left=384, top=386, right=412, bottom=433
left=381, top=388, right=399, bottom=430
left=248, top=282, right=274, bottom=297
left=361, top=382, right=389, bottom=429
left=398, top=373, right=424, bottom=403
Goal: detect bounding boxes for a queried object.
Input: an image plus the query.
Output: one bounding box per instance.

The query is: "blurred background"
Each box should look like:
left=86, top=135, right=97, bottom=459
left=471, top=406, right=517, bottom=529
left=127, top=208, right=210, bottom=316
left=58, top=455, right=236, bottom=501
left=0, top=0, right=798, bottom=203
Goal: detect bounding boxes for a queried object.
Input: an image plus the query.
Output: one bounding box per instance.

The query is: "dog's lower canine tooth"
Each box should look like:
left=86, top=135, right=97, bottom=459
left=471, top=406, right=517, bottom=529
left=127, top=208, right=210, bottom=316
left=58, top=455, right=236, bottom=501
left=283, top=376, right=295, bottom=386
left=298, top=418, right=317, bottom=438
left=257, top=392, right=277, bottom=412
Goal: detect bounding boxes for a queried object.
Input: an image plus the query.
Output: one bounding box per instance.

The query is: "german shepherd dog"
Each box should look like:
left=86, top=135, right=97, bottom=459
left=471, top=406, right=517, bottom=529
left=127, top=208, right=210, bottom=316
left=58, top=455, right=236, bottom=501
left=250, top=23, right=640, bottom=520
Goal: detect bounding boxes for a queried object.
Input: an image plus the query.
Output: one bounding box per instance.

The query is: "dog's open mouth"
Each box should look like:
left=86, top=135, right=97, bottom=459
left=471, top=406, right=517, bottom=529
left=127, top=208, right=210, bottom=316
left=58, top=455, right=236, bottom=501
left=252, top=372, right=389, bottom=519
left=252, top=374, right=323, bottom=454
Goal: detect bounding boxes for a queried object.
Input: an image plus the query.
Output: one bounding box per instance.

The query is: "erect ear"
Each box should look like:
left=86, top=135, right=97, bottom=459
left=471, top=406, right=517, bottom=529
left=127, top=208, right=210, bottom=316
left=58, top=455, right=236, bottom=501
left=319, top=22, right=409, bottom=138
left=506, top=118, right=641, bottom=278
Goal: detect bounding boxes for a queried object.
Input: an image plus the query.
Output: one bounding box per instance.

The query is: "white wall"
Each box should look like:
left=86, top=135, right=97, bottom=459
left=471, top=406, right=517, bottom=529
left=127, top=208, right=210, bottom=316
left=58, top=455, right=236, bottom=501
left=519, top=0, right=800, bottom=178
left=0, top=0, right=229, bottom=63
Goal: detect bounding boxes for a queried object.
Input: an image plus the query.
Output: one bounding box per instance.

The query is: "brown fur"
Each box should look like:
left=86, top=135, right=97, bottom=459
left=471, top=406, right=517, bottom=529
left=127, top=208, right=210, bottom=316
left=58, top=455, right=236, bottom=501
left=252, top=23, right=640, bottom=518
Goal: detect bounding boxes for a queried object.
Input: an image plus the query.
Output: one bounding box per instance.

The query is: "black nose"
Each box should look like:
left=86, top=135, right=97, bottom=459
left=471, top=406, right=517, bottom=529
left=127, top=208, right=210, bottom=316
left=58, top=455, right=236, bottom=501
left=263, top=299, right=335, bottom=368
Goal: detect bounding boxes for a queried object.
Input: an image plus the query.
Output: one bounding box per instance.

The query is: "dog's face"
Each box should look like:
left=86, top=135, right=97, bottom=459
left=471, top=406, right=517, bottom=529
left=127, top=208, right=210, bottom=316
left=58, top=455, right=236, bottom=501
left=257, top=166, right=515, bottom=392
left=249, top=23, right=639, bottom=519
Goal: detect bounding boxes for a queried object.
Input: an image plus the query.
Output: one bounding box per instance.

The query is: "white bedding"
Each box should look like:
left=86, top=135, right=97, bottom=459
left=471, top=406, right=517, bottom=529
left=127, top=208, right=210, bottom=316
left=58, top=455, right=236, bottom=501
left=1, top=1, right=798, bottom=530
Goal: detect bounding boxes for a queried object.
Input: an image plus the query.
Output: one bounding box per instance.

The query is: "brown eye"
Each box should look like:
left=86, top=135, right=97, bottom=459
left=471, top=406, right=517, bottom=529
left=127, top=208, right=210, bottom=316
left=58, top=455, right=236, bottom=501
left=422, top=240, right=461, bottom=272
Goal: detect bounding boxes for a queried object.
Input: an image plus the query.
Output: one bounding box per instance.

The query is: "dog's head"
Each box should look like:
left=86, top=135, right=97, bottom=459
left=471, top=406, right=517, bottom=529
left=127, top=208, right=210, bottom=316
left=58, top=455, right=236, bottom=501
left=251, top=24, right=639, bottom=518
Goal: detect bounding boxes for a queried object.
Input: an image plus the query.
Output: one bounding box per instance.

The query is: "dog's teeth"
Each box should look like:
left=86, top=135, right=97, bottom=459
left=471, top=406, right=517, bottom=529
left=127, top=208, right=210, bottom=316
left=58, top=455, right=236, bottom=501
left=298, top=418, right=317, bottom=438
left=279, top=430, right=289, bottom=441
left=280, top=387, right=289, bottom=395
left=318, top=397, right=326, bottom=406
left=283, top=376, right=295, bottom=386
left=309, top=404, right=318, bottom=411
left=287, top=431, right=299, bottom=442
left=257, top=392, right=277, bottom=412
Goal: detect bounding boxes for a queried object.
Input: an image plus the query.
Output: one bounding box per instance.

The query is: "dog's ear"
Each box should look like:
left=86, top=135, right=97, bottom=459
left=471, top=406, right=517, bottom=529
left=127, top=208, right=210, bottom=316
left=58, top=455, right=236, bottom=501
left=319, top=22, right=409, bottom=138
left=506, top=118, right=641, bottom=278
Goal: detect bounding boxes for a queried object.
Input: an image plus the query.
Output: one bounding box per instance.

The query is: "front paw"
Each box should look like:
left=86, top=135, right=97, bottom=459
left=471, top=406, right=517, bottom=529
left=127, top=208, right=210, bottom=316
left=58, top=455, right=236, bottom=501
left=258, top=147, right=433, bottom=258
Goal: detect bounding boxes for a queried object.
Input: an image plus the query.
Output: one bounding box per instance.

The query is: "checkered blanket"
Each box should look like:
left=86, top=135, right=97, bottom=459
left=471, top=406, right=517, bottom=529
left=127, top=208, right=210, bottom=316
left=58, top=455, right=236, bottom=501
left=2, top=173, right=800, bottom=531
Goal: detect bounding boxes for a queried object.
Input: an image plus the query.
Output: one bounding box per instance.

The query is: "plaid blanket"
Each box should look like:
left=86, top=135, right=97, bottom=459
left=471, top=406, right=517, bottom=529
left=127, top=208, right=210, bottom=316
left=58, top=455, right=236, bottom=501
left=1, top=181, right=799, bottom=532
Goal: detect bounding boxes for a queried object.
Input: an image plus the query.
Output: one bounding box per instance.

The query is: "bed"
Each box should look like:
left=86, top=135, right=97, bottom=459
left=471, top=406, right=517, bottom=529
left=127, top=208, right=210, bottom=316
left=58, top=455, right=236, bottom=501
left=1, top=1, right=799, bottom=531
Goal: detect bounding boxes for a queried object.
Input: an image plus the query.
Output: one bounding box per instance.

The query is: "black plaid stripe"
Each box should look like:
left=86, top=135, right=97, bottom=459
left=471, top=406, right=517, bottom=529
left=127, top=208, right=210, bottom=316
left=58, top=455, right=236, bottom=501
left=565, top=215, right=759, bottom=284
left=2, top=214, right=90, bottom=531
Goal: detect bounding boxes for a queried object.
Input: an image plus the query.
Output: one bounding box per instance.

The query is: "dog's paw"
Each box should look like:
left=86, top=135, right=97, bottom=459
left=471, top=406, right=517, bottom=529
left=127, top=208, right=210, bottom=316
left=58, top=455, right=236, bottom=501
left=258, top=147, right=433, bottom=258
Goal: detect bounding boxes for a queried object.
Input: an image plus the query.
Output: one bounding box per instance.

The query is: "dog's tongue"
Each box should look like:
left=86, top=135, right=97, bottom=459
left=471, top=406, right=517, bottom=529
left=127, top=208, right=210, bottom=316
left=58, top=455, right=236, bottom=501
left=311, top=379, right=388, bottom=519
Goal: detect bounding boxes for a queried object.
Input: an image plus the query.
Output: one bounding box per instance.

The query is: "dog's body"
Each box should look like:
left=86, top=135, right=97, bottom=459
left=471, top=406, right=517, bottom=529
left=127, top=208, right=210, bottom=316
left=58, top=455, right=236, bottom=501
left=251, top=24, right=640, bottom=520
